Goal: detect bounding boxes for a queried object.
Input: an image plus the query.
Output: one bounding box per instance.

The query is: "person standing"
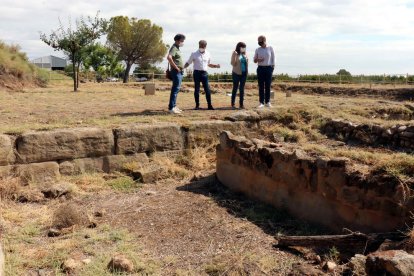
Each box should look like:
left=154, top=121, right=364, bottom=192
left=254, top=35, right=275, bottom=108
left=231, top=42, right=248, bottom=109
left=184, top=40, right=220, bottom=110
left=167, top=34, right=186, bottom=114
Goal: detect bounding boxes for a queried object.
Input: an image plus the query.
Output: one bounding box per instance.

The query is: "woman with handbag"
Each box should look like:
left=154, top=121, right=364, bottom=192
left=230, top=42, right=248, bottom=109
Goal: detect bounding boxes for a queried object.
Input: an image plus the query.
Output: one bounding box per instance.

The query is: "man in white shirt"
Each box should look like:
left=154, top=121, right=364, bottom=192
left=254, top=35, right=275, bottom=108
left=184, top=40, right=220, bottom=110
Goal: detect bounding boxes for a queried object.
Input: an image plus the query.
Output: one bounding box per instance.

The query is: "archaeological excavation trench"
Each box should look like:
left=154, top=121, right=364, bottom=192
left=2, top=101, right=414, bottom=275
left=1, top=108, right=413, bottom=233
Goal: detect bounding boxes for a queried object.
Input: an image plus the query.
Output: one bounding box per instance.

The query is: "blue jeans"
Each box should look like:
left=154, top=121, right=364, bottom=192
left=231, top=71, right=247, bottom=106
left=257, top=66, right=273, bottom=104
left=168, top=69, right=183, bottom=110
left=193, top=70, right=212, bottom=106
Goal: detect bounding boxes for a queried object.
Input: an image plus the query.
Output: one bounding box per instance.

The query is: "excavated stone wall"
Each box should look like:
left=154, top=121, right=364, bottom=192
left=0, top=120, right=249, bottom=183
left=322, top=119, right=414, bottom=150
left=216, top=131, right=414, bottom=232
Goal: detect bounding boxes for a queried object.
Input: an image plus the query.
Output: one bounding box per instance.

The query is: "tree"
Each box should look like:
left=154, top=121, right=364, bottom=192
left=107, top=16, right=167, bottom=83
left=82, top=43, right=124, bottom=78
left=337, top=69, right=351, bottom=76
left=40, top=13, right=106, bottom=91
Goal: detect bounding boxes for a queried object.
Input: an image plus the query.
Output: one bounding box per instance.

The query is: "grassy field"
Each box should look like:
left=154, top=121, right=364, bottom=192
left=0, top=80, right=412, bottom=134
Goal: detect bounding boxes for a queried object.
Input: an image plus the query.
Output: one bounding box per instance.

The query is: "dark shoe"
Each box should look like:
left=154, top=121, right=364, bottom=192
left=208, top=105, right=215, bottom=110
left=239, top=105, right=245, bottom=109
left=194, top=105, right=200, bottom=110
left=231, top=103, right=236, bottom=109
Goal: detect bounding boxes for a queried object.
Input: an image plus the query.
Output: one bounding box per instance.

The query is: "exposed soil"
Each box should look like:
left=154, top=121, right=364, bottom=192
left=85, top=174, right=312, bottom=274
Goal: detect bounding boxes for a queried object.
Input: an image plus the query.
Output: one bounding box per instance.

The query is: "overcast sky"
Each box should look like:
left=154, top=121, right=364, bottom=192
left=1, top=0, right=414, bottom=75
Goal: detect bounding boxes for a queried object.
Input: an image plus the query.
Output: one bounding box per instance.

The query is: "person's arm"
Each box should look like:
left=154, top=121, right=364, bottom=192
left=208, top=63, right=220, bottom=68
left=230, top=51, right=237, bottom=66
left=253, top=49, right=259, bottom=63
left=167, top=48, right=180, bottom=71
left=184, top=53, right=194, bottom=69
left=270, top=47, right=275, bottom=69
left=208, top=54, right=220, bottom=68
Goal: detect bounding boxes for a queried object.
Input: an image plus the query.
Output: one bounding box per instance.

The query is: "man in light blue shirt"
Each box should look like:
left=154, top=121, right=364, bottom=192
left=184, top=40, right=220, bottom=110
left=254, top=35, right=275, bottom=108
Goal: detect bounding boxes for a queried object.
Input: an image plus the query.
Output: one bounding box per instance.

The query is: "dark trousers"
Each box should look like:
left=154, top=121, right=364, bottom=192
left=193, top=70, right=212, bottom=107
left=257, top=66, right=273, bottom=104
left=168, top=69, right=183, bottom=110
left=231, top=71, right=247, bottom=106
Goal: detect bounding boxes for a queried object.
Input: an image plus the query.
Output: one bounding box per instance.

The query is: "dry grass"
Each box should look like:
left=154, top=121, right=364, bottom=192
left=0, top=80, right=412, bottom=134
left=52, top=203, right=90, bottom=229
left=0, top=178, right=20, bottom=201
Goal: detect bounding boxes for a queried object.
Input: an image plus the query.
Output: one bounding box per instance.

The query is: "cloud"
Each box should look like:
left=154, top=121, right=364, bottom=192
left=0, top=0, right=413, bottom=74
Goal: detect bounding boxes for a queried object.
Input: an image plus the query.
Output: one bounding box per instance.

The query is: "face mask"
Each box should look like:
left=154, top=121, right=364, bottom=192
left=258, top=41, right=264, bottom=46
left=240, top=48, right=246, bottom=53
left=199, top=48, right=205, bottom=53
left=179, top=42, right=184, bottom=47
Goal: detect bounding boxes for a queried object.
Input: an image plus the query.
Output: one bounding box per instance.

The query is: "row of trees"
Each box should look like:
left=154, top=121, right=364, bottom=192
left=40, top=13, right=167, bottom=91
left=207, top=72, right=414, bottom=84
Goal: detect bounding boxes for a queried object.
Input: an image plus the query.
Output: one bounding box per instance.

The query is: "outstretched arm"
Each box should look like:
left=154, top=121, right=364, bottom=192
left=208, top=57, right=220, bottom=68
left=208, top=63, right=220, bottom=68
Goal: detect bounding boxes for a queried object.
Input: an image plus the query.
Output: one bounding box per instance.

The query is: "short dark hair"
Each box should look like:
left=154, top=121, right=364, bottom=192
left=199, top=40, right=207, bottom=48
left=174, top=34, right=186, bottom=42
left=235, top=42, right=246, bottom=54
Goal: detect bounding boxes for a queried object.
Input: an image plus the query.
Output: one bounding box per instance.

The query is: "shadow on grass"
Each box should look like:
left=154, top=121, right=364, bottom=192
left=177, top=173, right=332, bottom=238
left=111, top=109, right=168, bottom=117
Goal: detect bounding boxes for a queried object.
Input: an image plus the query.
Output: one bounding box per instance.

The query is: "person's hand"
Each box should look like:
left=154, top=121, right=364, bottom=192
left=216, top=64, right=221, bottom=68
left=257, top=57, right=264, bottom=62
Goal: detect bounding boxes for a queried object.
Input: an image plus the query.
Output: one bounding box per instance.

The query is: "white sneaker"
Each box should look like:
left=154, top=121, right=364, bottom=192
left=169, top=108, right=181, bottom=114
left=265, top=103, right=272, bottom=108
left=257, top=104, right=265, bottom=109
left=175, top=107, right=183, bottom=112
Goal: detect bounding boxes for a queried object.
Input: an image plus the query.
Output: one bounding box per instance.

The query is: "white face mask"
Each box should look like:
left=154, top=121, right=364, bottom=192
left=199, top=48, right=205, bottom=53
left=179, top=42, right=184, bottom=47
left=240, top=48, right=246, bottom=53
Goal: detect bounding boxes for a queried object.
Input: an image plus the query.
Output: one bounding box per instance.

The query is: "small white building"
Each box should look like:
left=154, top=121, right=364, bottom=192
left=31, top=55, right=67, bottom=70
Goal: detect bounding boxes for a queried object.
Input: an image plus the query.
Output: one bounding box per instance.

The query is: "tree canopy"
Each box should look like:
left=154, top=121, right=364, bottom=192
left=82, top=43, right=124, bottom=78
left=107, top=16, right=167, bottom=83
left=337, top=69, right=351, bottom=76
left=40, top=13, right=106, bottom=91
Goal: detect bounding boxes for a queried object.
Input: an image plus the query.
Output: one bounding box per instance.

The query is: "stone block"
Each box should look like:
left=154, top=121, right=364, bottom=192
left=114, top=124, right=184, bottom=155
left=16, top=128, right=114, bottom=163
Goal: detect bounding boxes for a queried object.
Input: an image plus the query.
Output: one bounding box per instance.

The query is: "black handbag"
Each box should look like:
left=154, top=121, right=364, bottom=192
left=166, top=63, right=172, bottom=80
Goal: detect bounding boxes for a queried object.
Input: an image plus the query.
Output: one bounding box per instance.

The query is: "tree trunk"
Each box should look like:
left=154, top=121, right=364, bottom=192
left=123, top=62, right=132, bottom=83
left=76, top=64, right=80, bottom=89
left=72, top=56, right=77, bottom=92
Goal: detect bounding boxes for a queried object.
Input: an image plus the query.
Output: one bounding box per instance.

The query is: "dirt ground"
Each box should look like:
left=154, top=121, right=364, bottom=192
left=1, top=155, right=325, bottom=275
